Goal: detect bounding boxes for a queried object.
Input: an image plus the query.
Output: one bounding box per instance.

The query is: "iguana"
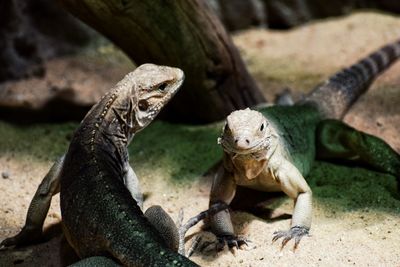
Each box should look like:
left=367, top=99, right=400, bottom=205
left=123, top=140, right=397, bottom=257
left=208, top=40, right=400, bottom=250
left=1, top=64, right=201, bottom=266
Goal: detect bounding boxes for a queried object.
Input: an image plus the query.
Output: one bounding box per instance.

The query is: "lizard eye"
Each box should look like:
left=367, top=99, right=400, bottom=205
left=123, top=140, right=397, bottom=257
left=138, top=100, right=149, bottom=111
left=158, top=82, right=168, bottom=91
left=260, top=123, right=265, bottom=131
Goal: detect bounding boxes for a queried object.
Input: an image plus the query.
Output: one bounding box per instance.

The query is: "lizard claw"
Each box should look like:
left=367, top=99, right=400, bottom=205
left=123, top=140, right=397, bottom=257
left=272, top=225, right=309, bottom=249
left=0, top=227, right=42, bottom=249
left=187, top=232, right=252, bottom=256
left=217, top=235, right=250, bottom=251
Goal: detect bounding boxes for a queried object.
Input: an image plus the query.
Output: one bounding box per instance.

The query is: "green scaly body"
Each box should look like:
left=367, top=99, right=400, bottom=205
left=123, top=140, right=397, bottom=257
left=258, top=104, right=321, bottom=176
left=208, top=39, right=400, bottom=249
left=0, top=64, right=198, bottom=266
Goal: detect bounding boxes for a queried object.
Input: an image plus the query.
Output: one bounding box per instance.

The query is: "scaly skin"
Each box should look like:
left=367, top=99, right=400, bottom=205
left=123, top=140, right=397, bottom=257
left=209, top=39, right=400, bottom=250
left=1, top=64, right=198, bottom=266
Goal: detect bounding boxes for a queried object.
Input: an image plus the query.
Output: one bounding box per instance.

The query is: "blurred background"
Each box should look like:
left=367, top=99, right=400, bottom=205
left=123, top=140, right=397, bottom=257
left=0, top=1, right=399, bottom=266
left=1, top=0, right=400, bottom=123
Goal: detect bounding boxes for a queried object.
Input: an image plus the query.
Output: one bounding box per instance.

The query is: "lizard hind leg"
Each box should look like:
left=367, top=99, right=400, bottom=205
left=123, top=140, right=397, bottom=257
left=316, top=119, right=400, bottom=190
left=67, top=256, right=121, bottom=267
left=144, top=205, right=180, bottom=252
left=0, top=155, right=65, bottom=248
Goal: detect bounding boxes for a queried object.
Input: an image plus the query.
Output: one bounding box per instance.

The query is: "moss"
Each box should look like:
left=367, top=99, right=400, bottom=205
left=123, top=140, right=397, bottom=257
left=0, top=120, right=222, bottom=184
left=129, top=121, right=222, bottom=183
left=0, top=121, right=76, bottom=161
left=308, top=161, right=400, bottom=214
left=0, top=120, right=398, bottom=212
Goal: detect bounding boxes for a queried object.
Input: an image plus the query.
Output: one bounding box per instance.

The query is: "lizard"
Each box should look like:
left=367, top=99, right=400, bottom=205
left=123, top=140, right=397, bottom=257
left=208, top=39, right=400, bottom=250
left=0, top=63, right=200, bottom=266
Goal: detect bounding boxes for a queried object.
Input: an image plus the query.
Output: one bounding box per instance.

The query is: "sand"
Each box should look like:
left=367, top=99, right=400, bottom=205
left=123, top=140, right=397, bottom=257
left=1, top=12, right=399, bottom=267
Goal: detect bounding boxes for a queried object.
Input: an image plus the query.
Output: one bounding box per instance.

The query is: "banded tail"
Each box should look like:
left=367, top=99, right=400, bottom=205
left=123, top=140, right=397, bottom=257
left=303, top=39, right=400, bottom=119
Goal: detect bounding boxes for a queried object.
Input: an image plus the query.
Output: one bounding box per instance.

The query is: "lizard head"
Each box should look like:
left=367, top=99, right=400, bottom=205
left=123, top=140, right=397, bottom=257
left=218, top=108, right=272, bottom=156
left=129, top=63, right=184, bottom=131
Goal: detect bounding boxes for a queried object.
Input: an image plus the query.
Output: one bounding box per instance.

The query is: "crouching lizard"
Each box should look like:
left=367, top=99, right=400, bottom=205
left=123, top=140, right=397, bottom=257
left=1, top=64, right=201, bottom=266
left=209, top=39, right=400, bottom=249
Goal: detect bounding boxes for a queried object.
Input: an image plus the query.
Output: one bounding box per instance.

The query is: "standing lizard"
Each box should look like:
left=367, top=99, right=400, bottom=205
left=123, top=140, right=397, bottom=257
left=0, top=64, right=200, bottom=266
left=209, top=39, right=400, bottom=249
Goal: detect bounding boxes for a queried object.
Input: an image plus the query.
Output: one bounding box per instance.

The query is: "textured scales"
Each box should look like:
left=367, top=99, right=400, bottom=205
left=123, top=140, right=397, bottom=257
left=208, top=39, right=400, bottom=250
left=1, top=64, right=199, bottom=266
left=305, top=39, right=400, bottom=119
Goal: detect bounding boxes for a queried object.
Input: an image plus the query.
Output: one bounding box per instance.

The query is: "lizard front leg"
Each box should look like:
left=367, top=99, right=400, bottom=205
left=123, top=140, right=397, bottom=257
left=124, top=164, right=183, bottom=252
left=124, top=164, right=179, bottom=251
left=272, top=161, right=312, bottom=249
left=209, top=165, right=248, bottom=249
left=144, top=205, right=180, bottom=252
left=123, top=164, right=144, bottom=210
left=1, top=155, right=65, bottom=248
left=145, top=203, right=231, bottom=256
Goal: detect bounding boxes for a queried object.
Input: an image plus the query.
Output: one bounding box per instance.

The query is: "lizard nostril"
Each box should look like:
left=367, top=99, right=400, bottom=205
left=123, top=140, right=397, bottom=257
left=245, top=139, right=250, bottom=144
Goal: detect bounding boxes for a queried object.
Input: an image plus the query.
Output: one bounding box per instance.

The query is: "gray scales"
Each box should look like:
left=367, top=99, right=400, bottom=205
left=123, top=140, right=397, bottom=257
left=207, top=39, right=400, bottom=250
left=1, top=64, right=201, bottom=266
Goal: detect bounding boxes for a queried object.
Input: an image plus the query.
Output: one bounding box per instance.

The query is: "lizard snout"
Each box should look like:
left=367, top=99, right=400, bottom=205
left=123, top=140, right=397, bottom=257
left=234, top=137, right=251, bottom=150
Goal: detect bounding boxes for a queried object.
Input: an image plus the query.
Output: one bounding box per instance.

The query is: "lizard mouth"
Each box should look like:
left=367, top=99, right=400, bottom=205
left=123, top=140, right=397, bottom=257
left=219, top=137, right=271, bottom=156
left=138, top=71, right=185, bottom=122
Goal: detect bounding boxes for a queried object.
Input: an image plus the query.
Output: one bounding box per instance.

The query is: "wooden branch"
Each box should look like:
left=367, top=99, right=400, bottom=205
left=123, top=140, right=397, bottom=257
left=58, top=0, right=266, bottom=123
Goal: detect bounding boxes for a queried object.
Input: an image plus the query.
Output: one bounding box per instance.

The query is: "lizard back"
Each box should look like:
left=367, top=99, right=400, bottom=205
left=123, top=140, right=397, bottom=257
left=59, top=66, right=196, bottom=266
left=259, top=104, right=322, bottom=176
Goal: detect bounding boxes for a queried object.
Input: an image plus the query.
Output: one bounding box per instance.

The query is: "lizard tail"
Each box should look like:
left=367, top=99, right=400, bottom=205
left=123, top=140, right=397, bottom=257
left=303, top=39, right=400, bottom=119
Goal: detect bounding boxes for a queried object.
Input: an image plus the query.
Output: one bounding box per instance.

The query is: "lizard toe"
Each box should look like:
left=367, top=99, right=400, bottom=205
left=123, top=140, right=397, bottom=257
left=217, top=235, right=250, bottom=251
left=227, top=238, right=239, bottom=249
left=281, top=235, right=292, bottom=248
left=272, top=226, right=309, bottom=249
left=0, top=228, right=42, bottom=249
left=272, top=230, right=286, bottom=242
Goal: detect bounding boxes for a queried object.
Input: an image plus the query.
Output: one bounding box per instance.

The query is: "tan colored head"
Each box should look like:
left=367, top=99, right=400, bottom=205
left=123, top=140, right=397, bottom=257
left=110, top=63, right=184, bottom=135
left=131, top=64, right=184, bottom=129
left=100, top=63, right=184, bottom=145
left=218, top=108, right=272, bottom=154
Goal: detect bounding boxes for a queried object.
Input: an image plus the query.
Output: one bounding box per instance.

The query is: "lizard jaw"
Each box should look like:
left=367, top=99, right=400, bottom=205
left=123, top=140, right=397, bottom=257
left=219, top=136, right=271, bottom=157
left=134, top=66, right=184, bottom=129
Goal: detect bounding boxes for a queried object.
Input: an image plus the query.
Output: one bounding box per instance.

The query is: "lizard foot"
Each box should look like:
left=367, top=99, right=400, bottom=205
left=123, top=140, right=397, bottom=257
left=272, top=225, right=309, bottom=249
left=0, top=227, right=42, bottom=249
left=217, top=234, right=250, bottom=251
left=188, top=233, right=251, bottom=256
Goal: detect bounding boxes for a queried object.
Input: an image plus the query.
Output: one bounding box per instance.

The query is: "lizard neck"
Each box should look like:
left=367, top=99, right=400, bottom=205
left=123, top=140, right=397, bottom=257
left=228, top=129, right=279, bottom=180
left=77, top=87, right=137, bottom=168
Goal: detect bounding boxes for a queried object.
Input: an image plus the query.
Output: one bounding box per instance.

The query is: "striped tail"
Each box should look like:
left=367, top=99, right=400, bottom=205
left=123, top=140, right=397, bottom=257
left=303, top=39, right=400, bottom=119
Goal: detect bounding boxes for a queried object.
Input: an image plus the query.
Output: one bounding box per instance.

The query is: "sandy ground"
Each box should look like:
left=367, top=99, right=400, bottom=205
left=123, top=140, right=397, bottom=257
left=1, top=12, right=400, bottom=267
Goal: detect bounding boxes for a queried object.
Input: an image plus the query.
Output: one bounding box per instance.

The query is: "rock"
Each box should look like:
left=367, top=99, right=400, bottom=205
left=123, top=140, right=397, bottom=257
left=209, top=0, right=267, bottom=31
left=0, top=54, right=133, bottom=122
left=2, top=171, right=10, bottom=179
left=0, top=0, right=92, bottom=83
left=208, top=0, right=400, bottom=30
